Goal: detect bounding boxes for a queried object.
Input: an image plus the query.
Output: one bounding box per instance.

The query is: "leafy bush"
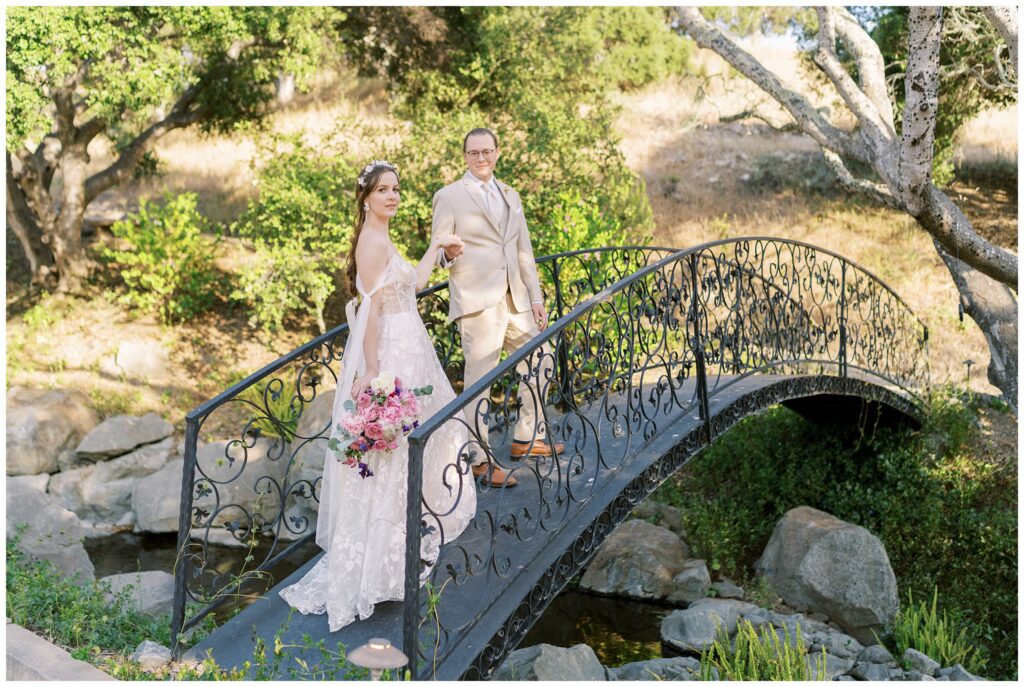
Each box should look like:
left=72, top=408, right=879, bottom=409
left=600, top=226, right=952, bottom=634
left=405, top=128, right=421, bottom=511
left=103, top=192, right=222, bottom=324
left=700, top=619, right=827, bottom=681
left=230, top=137, right=359, bottom=333
left=651, top=387, right=1016, bottom=679
left=889, top=587, right=986, bottom=675
left=6, top=531, right=174, bottom=657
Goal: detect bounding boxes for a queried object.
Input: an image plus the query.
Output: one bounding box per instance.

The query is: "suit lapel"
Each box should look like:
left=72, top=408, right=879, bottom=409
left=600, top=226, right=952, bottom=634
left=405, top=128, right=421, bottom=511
left=462, top=173, right=502, bottom=234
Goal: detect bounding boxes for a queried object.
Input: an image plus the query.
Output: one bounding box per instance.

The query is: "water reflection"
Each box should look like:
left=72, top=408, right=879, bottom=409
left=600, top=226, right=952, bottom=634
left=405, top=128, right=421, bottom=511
left=522, top=589, right=670, bottom=667
left=85, top=532, right=321, bottom=621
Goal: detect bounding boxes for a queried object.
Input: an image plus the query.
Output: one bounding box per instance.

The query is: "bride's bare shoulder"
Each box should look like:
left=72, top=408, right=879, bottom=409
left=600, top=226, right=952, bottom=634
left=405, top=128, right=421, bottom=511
left=355, top=230, right=390, bottom=277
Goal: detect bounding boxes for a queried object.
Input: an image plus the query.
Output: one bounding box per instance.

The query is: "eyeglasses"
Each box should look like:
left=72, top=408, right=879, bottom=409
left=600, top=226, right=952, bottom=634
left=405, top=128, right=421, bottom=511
left=465, top=149, right=495, bottom=159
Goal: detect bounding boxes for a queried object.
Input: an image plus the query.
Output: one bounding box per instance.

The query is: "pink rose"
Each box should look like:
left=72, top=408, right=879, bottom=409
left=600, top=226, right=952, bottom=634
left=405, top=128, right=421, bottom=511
left=356, top=390, right=372, bottom=409
left=364, top=422, right=385, bottom=440
left=386, top=394, right=402, bottom=408
left=365, top=404, right=380, bottom=421
left=382, top=405, right=403, bottom=424
left=372, top=439, right=389, bottom=452
left=339, top=414, right=365, bottom=436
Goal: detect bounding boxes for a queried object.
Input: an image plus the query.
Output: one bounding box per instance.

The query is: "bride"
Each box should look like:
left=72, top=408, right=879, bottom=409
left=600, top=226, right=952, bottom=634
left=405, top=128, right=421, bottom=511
left=279, top=160, right=477, bottom=631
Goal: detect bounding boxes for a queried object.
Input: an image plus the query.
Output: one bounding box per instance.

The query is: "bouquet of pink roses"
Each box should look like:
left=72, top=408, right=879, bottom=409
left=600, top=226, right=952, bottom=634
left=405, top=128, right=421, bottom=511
left=328, top=371, right=433, bottom=479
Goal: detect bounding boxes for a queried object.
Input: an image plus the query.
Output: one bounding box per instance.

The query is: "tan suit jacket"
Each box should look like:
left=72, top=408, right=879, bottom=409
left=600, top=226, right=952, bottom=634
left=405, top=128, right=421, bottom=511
left=431, top=172, right=543, bottom=323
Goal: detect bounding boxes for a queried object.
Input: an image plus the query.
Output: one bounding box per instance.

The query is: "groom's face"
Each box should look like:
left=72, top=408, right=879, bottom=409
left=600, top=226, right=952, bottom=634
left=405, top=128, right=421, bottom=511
left=464, top=133, right=500, bottom=182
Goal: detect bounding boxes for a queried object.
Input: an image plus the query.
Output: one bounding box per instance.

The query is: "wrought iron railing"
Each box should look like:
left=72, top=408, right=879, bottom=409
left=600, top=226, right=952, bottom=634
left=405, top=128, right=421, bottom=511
left=169, top=240, right=929, bottom=670
left=400, top=238, right=929, bottom=678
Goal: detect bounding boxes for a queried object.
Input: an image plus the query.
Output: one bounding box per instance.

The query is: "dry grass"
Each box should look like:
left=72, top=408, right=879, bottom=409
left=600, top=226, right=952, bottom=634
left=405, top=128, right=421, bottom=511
left=617, top=39, right=1017, bottom=398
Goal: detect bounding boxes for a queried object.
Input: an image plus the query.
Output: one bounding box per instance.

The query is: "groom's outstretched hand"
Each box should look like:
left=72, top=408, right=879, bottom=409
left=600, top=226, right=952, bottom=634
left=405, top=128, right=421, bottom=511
left=532, top=303, right=548, bottom=331
left=440, top=235, right=464, bottom=261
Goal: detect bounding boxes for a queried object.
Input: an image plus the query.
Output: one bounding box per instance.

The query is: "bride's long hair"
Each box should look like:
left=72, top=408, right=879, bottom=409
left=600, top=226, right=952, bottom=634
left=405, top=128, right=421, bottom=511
left=346, top=161, right=399, bottom=295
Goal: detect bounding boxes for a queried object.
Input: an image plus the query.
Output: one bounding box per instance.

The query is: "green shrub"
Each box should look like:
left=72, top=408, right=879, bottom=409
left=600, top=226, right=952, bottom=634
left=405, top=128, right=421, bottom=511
left=700, top=619, right=827, bottom=681
left=103, top=192, right=222, bottom=324
left=239, top=379, right=300, bottom=441
left=230, top=137, right=360, bottom=333
left=6, top=531, right=174, bottom=656
left=889, top=587, right=986, bottom=675
left=652, top=386, right=1016, bottom=679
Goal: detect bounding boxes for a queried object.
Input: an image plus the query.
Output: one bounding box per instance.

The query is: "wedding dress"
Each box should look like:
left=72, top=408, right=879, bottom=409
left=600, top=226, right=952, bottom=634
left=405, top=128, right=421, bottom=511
left=279, top=252, right=477, bottom=631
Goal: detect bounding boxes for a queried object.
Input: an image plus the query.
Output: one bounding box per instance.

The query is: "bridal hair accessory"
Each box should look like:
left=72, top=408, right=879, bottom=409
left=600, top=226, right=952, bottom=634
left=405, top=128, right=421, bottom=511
left=357, top=160, right=397, bottom=188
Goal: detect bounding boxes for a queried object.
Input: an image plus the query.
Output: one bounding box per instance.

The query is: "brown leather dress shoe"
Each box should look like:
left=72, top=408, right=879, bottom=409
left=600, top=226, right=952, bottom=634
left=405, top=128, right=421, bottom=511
left=472, top=464, right=518, bottom=487
left=509, top=440, right=565, bottom=458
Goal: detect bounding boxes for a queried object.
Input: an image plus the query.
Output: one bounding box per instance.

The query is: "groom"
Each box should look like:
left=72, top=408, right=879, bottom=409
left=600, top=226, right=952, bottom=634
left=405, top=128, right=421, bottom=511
left=431, top=127, right=564, bottom=488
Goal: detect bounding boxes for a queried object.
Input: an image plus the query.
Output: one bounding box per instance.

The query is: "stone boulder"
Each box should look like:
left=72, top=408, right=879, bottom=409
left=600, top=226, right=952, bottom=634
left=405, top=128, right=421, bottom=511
left=6, top=387, right=99, bottom=475
left=114, top=340, right=172, bottom=382
left=133, top=459, right=184, bottom=533
left=6, top=478, right=94, bottom=583
left=668, top=559, right=711, bottom=605
left=903, top=648, right=940, bottom=676
left=609, top=656, right=701, bottom=681
left=76, top=412, right=174, bottom=461
left=631, top=499, right=688, bottom=540
left=132, top=640, right=172, bottom=671
left=491, top=644, right=606, bottom=681
left=755, top=506, right=898, bottom=644
left=100, top=571, right=175, bottom=617
left=49, top=437, right=174, bottom=527
left=580, top=519, right=690, bottom=601
left=660, top=599, right=756, bottom=655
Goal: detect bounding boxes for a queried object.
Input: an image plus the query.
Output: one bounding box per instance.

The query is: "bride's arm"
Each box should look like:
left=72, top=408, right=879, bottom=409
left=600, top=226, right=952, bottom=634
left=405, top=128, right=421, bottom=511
left=414, top=235, right=463, bottom=291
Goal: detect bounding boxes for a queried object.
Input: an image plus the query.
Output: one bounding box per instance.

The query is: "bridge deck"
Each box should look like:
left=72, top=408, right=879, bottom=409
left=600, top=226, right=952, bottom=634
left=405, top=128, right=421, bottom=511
left=184, top=372, right=914, bottom=679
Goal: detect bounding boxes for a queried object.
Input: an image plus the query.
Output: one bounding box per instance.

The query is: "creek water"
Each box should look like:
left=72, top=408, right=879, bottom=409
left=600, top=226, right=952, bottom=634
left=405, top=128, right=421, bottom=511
left=86, top=534, right=667, bottom=667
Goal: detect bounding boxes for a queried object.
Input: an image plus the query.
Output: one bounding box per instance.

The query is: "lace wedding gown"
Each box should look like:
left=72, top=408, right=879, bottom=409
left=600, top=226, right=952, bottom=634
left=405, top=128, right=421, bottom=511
left=279, top=253, right=477, bottom=631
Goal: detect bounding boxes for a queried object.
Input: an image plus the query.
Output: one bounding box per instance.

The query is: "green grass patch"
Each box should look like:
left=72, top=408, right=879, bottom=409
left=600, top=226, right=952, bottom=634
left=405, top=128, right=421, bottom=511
left=651, top=386, right=1017, bottom=679
left=700, top=619, right=827, bottom=681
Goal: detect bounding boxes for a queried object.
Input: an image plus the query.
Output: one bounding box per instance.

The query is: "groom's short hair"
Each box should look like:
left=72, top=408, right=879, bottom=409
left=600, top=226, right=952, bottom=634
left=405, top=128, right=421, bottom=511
left=463, top=128, right=499, bottom=151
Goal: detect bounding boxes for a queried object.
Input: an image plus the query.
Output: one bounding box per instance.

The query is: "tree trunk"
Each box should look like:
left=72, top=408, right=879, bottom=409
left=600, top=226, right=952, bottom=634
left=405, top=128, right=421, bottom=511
left=6, top=154, right=54, bottom=284
left=935, top=242, right=1018, bottom=412
left=51, top=144, right=91, bottom=293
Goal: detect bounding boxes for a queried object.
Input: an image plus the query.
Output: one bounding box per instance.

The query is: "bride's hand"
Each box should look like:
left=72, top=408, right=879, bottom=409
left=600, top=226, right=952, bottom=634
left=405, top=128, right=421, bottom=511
left=352, top=372, right=376, bottom=400
left=436, top=234, right=464, bottom=260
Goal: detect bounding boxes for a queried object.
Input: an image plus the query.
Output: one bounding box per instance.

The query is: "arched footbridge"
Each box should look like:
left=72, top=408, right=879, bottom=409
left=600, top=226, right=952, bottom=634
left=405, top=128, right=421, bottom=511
left=170, top=239, right=929, bottom=679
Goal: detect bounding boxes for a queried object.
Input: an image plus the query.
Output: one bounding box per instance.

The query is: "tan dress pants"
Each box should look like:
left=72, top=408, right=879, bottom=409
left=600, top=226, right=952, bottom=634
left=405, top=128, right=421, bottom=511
left=458, top=292, right=552, bottom=463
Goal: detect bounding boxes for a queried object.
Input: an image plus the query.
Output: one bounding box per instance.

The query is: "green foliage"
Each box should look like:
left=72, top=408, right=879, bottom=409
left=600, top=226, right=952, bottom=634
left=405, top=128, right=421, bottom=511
left=230, top=136, right=360, bottom=332
left=239, top=380, right=300, bottom=441
left=700, top=619, right=827, bottom=681
left=888, top=587, right=986, bottom=675
left=6, top=6, right=338, bottom=152
left=651, top=387, right=1016, bottom=679
left=103, top=192, right=222, bottom=324
left=387, top=7, right=659, bottom=257
left=6, top=532, right=174, bottom=658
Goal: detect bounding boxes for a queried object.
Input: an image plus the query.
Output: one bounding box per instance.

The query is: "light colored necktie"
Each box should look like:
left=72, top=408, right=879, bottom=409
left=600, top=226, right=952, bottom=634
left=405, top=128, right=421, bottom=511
left=483, top=182, right=496, bottom=215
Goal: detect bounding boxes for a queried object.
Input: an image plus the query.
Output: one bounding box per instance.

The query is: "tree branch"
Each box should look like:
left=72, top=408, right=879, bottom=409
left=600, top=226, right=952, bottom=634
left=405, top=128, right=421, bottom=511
left=920, top=185, right=1018, bottom=289
left=84, top=84, right=205, bottom=204
left=832, top=7, right=896, bottom=132
left=674, top=6, right=865, bottom=161
left=897, top=7, right=943, bottom=215
left=934, top=240, right=1018, bottom=413
left=981, top=6, right=1018, bottom=74
left=813, top=7, right=899, bottom=184
left=819, top=148, right=903, bottom=209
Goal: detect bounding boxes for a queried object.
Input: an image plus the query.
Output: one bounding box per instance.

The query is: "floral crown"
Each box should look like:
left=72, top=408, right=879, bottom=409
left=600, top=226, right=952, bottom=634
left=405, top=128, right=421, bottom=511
left=357, top=160, right=398, bottom=188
